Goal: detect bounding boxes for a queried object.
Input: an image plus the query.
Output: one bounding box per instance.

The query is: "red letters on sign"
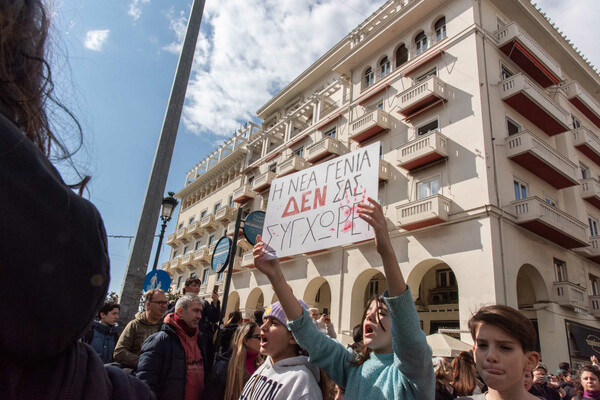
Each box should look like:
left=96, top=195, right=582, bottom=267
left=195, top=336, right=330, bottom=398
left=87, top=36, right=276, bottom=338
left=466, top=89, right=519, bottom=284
left=281, top=186, right=327, bottom=217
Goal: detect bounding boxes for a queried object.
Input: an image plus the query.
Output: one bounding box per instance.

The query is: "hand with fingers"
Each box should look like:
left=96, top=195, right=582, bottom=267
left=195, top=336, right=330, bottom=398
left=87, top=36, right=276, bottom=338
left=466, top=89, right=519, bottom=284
left=253, top=234, right=283, bottom=281
left=357, top=197, right=392, bottom=256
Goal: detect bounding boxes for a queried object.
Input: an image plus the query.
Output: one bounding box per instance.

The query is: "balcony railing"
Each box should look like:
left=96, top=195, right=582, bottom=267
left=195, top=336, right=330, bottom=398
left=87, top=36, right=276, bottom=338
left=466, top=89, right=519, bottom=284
left=170, top=257, right=182, bottom=271
left=181, top=253, right=194, bottom=269
left=379, top=159, right=391, bottom=181
left=505, top=196, right=588, bottom=249
left=582, top=178, right=600, bottom=210
left=186, top=221, right=203, bottom=237
left=166, top=233, right=177, bottom=247
left=396, top=194, right=452, bottom=231
left=553, top=281, right=588, bottom=311
left=505, top=131, right=578, bottom=189
left=495, top=22, right=561, bottom=87
left=175, top=228, right=187, bottom=241
left=215, top=205, right=236, bottom=223
left=193, top=248, right=210, bottom=264
left=237, top=237, right=253, bottom=251
left=232, top=184, right=256, bottom=204
left=397, top=130, right=448, bottom=171
left=277, top=154, right=309, bottom=177
left=572, top=127, right=600, bottom=166
left=349, top=109, right=391, bottom=143
left=241, top=251, right=254, bottom=267
left=500, top=74, right=570, bottom=136
left=562, top=81, right=600, bottom=129
left=397, top=75, right=446, bottom=117
left=226, top=222, right=236, bottom=236
left=306, top=137, right=342, bottom=163
left=252, top=171, right=276, bottom=192
left=161, top=261, right=170, bottom=271
left=200, top=214, right=217, bottom=231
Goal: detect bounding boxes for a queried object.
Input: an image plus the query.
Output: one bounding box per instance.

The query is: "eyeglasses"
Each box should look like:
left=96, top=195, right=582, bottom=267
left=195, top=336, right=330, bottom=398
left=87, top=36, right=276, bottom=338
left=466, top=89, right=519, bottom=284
left=249, top=334, right=261, bottom=339
left=149, top=301, right=168, bottom=306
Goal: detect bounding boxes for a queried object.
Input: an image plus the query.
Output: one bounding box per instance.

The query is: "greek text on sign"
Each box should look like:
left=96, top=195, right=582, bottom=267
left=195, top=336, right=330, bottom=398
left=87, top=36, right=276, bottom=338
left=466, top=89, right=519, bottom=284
left=262, top=141, right=379, bottom=258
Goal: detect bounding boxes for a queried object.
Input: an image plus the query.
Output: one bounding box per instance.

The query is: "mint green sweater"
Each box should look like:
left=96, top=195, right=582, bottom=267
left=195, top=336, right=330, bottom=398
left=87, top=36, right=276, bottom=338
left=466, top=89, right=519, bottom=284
left=287, top=288, right=434, bottom=400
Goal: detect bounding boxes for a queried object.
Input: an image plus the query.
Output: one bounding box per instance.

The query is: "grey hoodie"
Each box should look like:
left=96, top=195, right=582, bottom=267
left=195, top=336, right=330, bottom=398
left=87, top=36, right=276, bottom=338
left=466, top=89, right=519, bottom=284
left=239, top=355, right=322, bottom=400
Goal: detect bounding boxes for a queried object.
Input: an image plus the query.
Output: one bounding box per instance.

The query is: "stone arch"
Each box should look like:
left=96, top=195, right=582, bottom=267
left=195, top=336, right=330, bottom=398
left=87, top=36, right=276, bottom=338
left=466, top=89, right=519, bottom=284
left=244, top=287, right=264, bottom=320
left=350, top=268, right=387, bottom=329
left=225, top=291, right=240, bottom=318
left=303, top=277, right=333, bottom=315
left=517, top=264, right=550, bottom=307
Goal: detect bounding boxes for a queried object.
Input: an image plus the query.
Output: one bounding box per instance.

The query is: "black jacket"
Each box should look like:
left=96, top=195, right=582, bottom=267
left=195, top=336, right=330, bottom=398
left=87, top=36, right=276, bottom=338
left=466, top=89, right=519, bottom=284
left=0, top=112, right=154, bottom=400
left=136, top=323, right=196, bottom=400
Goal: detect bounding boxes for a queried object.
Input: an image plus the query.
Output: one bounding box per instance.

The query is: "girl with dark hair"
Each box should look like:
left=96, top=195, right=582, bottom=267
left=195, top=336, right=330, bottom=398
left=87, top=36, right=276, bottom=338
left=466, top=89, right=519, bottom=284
left=434, top=357, right=456, bottom=400
left=456, top=304, right=540, bottom=400
left=251, top=198, right=434, bottom=400
left=574, top=365, right=600, bottom=400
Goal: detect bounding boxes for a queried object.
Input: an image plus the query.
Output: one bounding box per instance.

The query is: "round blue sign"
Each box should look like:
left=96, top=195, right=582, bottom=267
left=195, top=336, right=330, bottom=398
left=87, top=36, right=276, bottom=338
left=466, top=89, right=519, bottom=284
left=244, top=211, right=265, bottom=246
left=211, top=236, right=232, bottom=273
left=144, top=270, right=171, bottom=292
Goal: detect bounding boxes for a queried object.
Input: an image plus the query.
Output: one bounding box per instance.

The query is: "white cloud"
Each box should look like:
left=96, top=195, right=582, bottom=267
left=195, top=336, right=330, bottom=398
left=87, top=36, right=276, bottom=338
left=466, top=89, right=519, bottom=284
left=536, top=0, right=600, bottom=70
left=84, top=29, right=110, bottom=51
left=128, top=0, right=151, bottom=21
left=163, top=0, right=381, bottom=137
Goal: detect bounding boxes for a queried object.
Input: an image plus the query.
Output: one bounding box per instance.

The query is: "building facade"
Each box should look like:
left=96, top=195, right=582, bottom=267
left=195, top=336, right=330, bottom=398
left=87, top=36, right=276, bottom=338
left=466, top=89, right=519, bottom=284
left=163, top=0, right=600, bottom=369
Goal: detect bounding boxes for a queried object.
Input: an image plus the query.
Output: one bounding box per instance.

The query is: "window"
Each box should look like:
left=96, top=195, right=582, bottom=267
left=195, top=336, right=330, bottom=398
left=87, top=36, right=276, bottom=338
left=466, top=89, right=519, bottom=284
left=177, top=276, right=183, bottom=290
left=195, top=241, right=203, bottom=250
left=189, top=217, right=195, bottom=224
left=248, top=176, right=254, bottom=185
left=377, top=102, right=384, bottom=110
left=417, top=176, right=440, bottom=199
left=501, top=65, right=513, bottom=80
left=437, top=269, right=456, bottom=287
left=590, top=274, right=600, bottom=296
left=380, top=56, right=391, bottom=78
left=590, top=216, right=600, bottom=237
left=324, top=127, right=337, bottom=139
left=496, top=17, right=506, bottom=30
left=395, top=44, right=408, bottom=67
left=183, top=246, right=189, bottom=254
left=173, top=250, right=178, bottom=258
left=269, top=163, right=277, bottom=173
left=213, top=202, right=221, bottom=214
left=178, top=223, right=184, bottom=230
left=514, top=179, right=527, bottom=200
left=415, top=32, right=427, bottom=55
left=294, top=147, right=304, bottom=157
left=581, top=163, right=591, bottom=179
left=544, top=195, right=558, bottom=207
left=190, top=272, right=196, bottom=278
left=572, top=115, right=581, bottom=129
left=506, top=117, right=521, bottom=136
left=435, top=17, right=447, bottom=42
left=364, top=67, right=374, bottom=88
left=201, top=269, right=209, bottom=285
left=368, top=277, right=380, bottom=298
left=228, top=195, right=235, bottom=207
left=217, top=272, right=224, bottom=282
left=208, top=235, right=216, bottom=246
left=200, top=210, right=207, bottom=218
left=417, top=118, right=439, bottom=135
left=554, top=258, right=567, bottom=282
left=416, top=68, right=436, bottom=83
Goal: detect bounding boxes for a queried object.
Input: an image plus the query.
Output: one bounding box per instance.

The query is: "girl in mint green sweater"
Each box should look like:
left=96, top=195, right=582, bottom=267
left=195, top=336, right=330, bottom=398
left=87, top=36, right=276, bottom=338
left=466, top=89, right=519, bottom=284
left=252, top=198, right=434, bottom=400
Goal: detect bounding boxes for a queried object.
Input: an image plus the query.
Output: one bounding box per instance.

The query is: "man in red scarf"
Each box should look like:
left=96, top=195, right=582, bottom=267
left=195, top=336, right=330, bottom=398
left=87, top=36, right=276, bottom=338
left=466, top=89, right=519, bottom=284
left=137, top=294, right=205, bottom=400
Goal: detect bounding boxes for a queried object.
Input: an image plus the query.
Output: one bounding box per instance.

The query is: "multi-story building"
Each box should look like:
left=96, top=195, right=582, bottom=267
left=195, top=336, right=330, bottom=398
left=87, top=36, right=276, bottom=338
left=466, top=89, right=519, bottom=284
left=163, top=0, right=600, bottom=369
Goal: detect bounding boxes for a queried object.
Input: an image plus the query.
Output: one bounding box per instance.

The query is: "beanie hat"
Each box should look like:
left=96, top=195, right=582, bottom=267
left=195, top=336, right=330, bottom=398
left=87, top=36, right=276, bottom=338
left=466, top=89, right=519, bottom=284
left=263, top=299, right=308, bottom=327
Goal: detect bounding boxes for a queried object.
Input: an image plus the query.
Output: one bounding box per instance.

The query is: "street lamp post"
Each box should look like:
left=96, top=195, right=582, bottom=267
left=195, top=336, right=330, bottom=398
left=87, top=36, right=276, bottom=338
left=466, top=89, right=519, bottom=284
left=152, top=192, right=179, bottom=271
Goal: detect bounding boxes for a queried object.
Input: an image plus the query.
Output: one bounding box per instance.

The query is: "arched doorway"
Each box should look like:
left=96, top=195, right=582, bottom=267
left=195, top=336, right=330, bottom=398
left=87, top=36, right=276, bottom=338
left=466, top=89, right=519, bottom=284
left=407, top=259, right=459, bottom=335
left=245, top=288, right=264, bottom=320
left=516, top=263, right=549, bottom=354
left=304, top=277, right=333, bottom=316
left=350, top=269, right=387, bottom=329
left=225, top=291, right=240, bottom=319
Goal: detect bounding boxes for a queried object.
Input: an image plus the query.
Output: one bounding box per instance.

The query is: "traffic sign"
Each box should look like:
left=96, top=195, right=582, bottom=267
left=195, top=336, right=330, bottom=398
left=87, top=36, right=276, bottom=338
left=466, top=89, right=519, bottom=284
left=244, top=210, right=265, bottom=246
left=144, top=270, right=171, bottom=292
left=211, top=236, right=232, bottom=273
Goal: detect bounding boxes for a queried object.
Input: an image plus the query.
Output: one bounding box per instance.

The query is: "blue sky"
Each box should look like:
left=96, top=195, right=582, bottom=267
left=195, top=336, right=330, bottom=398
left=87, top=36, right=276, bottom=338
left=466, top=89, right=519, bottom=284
left=50, top=0, right=600, bottom=295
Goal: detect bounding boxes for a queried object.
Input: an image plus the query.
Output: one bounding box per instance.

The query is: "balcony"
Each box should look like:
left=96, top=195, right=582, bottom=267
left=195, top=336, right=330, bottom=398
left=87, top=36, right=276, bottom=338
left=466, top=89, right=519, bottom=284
left=349, top=109, right=391, bottom=143
left=505, top=196, right=588, bottom=249
left=562, top=81, right=600, bottom=129
left=193, top=248, right=210, bottom=264
left=577, top=236, right=600, bottom=264
left=582, top=178, right=600, bottom=210
left=500, top=74, right=570, bottom=136
left=396, top=194, right=452, bottom=231
left=176, top=228, right=187, bottom=241
left=397, top=131, right=448, bottom=172
left=397, top=75, right=446, bottom=118
left=306, top=137, right=342, bottom=163
left=181, top=253, right=194, bottom=270
left=573, top=127, right=600, bottom=166
left=169, top=257, right=183, bottom=272
left=166, top=233, right=177, bottom=247
left=252, top=171, right=276, bottom=192
left=232, top=184, right=256, bottom=204
left=186, top=221, right=203, bottom=237
left=277, top=155, right=309, bottom=177
left=379, top=159, right=391, bottom=181
left=552, top=281, right=588, bottom=311
left=495, top=22, right=561, bottom=88
left=237, top=237, right=253, bottom=251
left=161, top=261, right=170, bottom=271
left=590, top=295, right=600, bottom=318
left=200, top=214, right=218, bottom=231
left=215, top=205, right=236, bottom=223
left=241, top=251, right=254, bottom=268
left=226, top=222, right=236, bottom=236
left=505, top=131, right=578, bottom=189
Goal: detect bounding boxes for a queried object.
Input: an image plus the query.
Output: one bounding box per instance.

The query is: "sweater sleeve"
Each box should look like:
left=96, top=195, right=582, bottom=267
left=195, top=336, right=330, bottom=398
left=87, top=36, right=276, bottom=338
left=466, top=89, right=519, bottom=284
left=113, top=322, right=141, bottom=368
left=386, top=288, right=435, bottom=399
left=287, top=309, right=353, bottom=388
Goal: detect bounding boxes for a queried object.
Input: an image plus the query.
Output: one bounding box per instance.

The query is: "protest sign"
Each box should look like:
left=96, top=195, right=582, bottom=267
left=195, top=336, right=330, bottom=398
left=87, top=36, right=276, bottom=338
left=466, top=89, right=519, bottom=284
left=261, top=141, right=379, bottom=258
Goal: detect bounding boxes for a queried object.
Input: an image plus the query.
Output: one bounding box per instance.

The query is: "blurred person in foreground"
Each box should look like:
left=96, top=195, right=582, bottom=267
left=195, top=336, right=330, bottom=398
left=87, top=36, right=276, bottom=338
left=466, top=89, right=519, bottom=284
left=0, top=1, right=153, bottom=398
